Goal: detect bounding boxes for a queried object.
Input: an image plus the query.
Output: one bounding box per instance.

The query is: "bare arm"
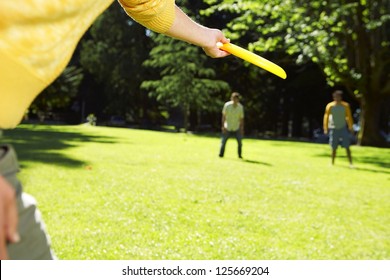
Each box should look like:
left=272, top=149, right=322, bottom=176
left=118, top=1, right=230, bottom=57
left=345, top=103, right=354, bottom=132
left=165, top=5, right=230, bottom=58
left=239, top=118, right=244, bottom=135
left=221, top=113, right=226, bottom=133
left=323, top=105, right=330, bottom=134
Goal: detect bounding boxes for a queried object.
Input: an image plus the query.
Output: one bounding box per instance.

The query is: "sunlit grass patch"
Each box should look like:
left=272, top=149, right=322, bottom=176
left=2, top=125, right=389, bottom=259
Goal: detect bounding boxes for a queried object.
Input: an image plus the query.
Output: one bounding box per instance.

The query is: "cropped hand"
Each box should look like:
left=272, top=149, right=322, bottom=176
left=0, top=176, right=19, bottom=260
left=201, top=28, right=231, bottom=58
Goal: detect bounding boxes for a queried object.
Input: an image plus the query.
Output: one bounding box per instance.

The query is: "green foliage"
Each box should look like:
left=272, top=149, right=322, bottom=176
left=27, top=0, right=388, bottom=144
left=79, top=3, right=152, bottom=119
left=30, top=65, right=83, bottom=116
left=208, top=0, right=390, bottom=146
left=142, top=35, right=230, bottom=129
left=211, top=0, right=389, bottom=93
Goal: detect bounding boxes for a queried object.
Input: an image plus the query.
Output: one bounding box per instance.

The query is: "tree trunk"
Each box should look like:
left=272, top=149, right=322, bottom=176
left=196, top=109, right=202, bottom=131
left=359, top=94, right=387, bottom=147
left=182, top=103, right=190, bottom=133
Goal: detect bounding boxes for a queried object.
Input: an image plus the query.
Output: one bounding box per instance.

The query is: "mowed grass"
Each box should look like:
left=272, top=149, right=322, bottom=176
left=2, top=124, right=389, bottom=260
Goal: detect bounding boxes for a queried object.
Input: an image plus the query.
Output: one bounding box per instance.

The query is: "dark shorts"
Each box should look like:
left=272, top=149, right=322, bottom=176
left=329, top=127, right=351, bottom=149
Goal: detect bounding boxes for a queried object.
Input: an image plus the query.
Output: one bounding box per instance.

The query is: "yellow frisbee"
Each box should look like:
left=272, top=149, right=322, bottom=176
left=217, top=42, right=287, bottom=79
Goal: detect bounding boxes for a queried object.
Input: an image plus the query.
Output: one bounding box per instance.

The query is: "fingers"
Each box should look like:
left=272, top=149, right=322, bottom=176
left=0, top=199, right=8, bottom=260
left=203, top=45, right=230, bottom=58
left=220, top=37, right=230, bottom=44
left=0, top=176, right=19, bottom=260
left=202, top=29, right=231, bottom=58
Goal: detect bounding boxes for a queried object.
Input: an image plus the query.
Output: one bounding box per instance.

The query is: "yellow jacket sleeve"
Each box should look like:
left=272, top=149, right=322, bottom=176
left=118, top=0, right=175, bottom=33
left=342, top=101, right=353, bottom=131
left=0, top=0, right=176, bottom=129
left=0, top=0, right=114, bottom=129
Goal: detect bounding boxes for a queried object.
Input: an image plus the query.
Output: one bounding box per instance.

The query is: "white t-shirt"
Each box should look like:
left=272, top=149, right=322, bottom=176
left=222, top=101, right=244, bottom=131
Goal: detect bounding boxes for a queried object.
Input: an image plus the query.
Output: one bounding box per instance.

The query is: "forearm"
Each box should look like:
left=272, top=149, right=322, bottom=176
left=165, top=6, right=230, bottom=57
left=323, top=114, right=328, bottom=133
left=346, top=107, right=353, bottom=131
left=166, top=6, right=211, bottom=48
left=221, top=115, right=226, bottom=128
left=347, top=120, right=353, bottom=131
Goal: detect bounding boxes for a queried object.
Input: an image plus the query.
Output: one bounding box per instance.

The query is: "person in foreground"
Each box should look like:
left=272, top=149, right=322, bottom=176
left=219, top=92, right=245, bottom=159
left=0, top=0, right=230, bottom=259
left=323, top=90, right=354, bottom=167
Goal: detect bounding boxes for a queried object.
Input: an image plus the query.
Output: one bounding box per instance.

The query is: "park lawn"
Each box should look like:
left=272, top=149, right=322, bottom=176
left=2, top=124, right=389, bottom=260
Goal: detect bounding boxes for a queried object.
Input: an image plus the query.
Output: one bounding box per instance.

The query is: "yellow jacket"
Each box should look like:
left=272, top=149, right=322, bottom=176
left=0, top=0, right=175, bottom=129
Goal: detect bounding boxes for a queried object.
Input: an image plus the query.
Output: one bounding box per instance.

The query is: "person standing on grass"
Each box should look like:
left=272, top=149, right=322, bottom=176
left=219, top=92, right=245, bottom=158
left=0, top=0, right=231, bottom=260
left=323, top=90, right=354, bottom=167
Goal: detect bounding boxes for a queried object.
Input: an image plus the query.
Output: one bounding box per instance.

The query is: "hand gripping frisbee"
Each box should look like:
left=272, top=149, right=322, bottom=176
left=217, top=42, right=287, bottom=79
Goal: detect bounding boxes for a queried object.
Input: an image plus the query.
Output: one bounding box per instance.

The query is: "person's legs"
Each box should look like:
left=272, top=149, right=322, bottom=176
left=331, top=149, right=337, bottom=165
left=1, top=145, right=55, bottom=259
left=346, top=148, right=353, bottom=167
left=219, top=132, right=229, bottom=157
left=340, top=127, right=353, bottom=167
left=235, top=130, right=243, bottom=158
left=329, top=129, right=338, bottom=165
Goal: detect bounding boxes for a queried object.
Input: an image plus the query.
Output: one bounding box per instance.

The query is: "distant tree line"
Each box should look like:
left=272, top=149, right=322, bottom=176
left=29, top=0, right=390, bottom=147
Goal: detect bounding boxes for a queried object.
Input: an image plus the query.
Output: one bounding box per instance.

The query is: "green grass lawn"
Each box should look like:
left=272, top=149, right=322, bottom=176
left=2, top=124, right=389, bottom=259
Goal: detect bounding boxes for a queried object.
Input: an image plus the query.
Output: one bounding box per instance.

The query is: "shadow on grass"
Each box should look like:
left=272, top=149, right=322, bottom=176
left=221, top=157, right=272, bottom=166
left=1, top=126, right=117, bottom=168
left=354, top=155, right=390, bottom=169
left=349, top=166, right=390, bottom=175
left=315, top=151, right=390, bottom=174
left=243, top=158, right=273, bottom=166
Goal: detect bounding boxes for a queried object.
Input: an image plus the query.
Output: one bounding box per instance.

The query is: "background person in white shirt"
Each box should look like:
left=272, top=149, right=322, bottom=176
left=219, top=92, right=244, bottom=158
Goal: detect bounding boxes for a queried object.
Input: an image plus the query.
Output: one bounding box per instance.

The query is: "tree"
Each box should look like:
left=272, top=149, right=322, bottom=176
left=30, top=65, right=83, bottom=121
left=141, top=35, right=230, bottom=131
left=79, top=3, right=152, bottom=122
left=208, top=0, right=390, bottom=146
